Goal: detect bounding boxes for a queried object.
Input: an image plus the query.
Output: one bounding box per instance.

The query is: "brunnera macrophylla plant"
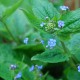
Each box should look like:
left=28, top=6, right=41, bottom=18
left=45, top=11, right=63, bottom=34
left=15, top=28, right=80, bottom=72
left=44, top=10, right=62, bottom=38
left=0, top=0, right=80, bottom=80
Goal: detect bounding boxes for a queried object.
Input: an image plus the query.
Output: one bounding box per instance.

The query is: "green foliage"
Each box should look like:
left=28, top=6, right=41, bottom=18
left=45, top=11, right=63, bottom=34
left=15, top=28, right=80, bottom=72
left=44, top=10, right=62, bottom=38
left=0, top=0, right=80, bottom=80
left=31, top=47, right=69, bottom=63
left=21, top=0, right=60, bottom=31
left=58, top=9, right=80, bottom=40
left=31, top=0, right=60, bottom=19
left=2, top=0, right=23, bottom=20
left=64, top=68, right=80, bottom=80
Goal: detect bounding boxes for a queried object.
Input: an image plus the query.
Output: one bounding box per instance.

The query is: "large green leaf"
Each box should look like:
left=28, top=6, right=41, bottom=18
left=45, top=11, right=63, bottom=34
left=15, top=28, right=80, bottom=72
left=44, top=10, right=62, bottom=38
left=0, top=63, right=13, bottom=80
left=2, top=0, right=23, bottom=20
left=31, top=0, right=60, bottom=19
left=57, top=19, right=80, bottom=41
left=31, top=47, right=69, bottom=63
left=57, top=8, right=80, bottom=40
left=66, top=33, right=80, bottom=61
left=0, top=44, right=16, bottom=80
left=0, top=0, right=17, bottom=6
left=62, top=8, right=80, bottom=26
left=21, top=8, right=42, bottom=30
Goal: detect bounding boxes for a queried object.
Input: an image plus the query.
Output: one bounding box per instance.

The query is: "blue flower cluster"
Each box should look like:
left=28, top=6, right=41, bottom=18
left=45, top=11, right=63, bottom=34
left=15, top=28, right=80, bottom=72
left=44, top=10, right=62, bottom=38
left=10, top=64, right=17, bottom=70
left=60, top=6, right=69, bottom=11
left=23, top=38, right=29, bottom=44
left=46, top=39, right=56, bottom=49
left=78, top=65, right=80, bottom=72
left=29, top=65, right=43, bottom=72
left=58, top=20, right=65, bottom=28
left=40, top=22, right=46, bottom=27
left=29, top=65, right=35, bottom=72
left=14, top=72, right=22, bottom=80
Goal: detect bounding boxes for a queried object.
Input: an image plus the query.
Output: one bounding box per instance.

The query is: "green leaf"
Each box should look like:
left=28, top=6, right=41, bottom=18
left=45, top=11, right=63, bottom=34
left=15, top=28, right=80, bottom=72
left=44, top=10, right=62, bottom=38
left=14, top=43, right=44, bottom=52
left=64, top=68, right=80, bottom=80
left=0, top=44, right=15, bottom=80
left=2, top=0, right=23, bottom=20
left=31, top=47, right=69, bottom=63
left=0, top=0, right=18, bottom=6
left=62, top=8, right=80, bottom=26
left=66, top=33, right=80, bottom=61
left=57, top=8, right=80, bottom=41
left=21, top=9, right=42, bottom=28
left=57, top=19, right=80, bottom=41
left=32, top=0, right=60, bottom=19
left=0, top=63, right=13, bottom=80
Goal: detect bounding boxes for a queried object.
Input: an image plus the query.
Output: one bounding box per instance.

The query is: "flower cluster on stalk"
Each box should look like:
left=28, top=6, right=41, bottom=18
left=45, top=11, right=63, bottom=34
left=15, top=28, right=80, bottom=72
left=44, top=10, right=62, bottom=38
left=29, top=65, right=43, bottom=72
left=40, top=16, right=65, bottom=33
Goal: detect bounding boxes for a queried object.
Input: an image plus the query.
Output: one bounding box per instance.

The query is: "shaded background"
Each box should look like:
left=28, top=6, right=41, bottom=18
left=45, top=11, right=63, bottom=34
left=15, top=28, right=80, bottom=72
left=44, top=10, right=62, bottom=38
left=50, top=0, right=80, bottom=10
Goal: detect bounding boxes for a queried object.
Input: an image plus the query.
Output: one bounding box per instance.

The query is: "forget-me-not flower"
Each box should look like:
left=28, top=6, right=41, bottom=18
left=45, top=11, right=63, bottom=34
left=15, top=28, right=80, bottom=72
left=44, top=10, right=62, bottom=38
left=40, top=22, right=46, bottom=27
left=29, top=65, right=35, bottom=72
left=46, top=39, right=56, bottom=49
left=36, top=65, right=43, bottom=70
left=58, top=20, right=65, bottom=28
left=78, top=65, right=80, bottom=72
left=40, top=40, right=44, bottom=44
left=45, top=16, right=49, bottom=20
left=23, top=38, right=28, bottom=44
left=14, top=72, right=22, bottom=80
left=10, top=64, right=17, bottom=70
left=39, top=73, right=42, bottom=77
left=60, top=6, right=69, bottom=11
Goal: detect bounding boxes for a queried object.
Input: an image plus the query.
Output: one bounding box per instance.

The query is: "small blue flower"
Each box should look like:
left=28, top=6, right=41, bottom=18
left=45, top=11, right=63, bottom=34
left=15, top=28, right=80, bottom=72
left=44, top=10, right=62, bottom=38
left=23, top=38, right=28, bottom=44
left=10, top=64, right=17, bottom=70
left=40, top=22, right=46, bottom=27
left=78, top=65, right=80, bottom=72
left=36, top=65, right=43, bottom=70
left=45, top=16, right=49, bottom=19
left=40, top=40, right=44, bottom=44
left=46, top=39, right=56, bottom=49
left=29, top=65, right=34, bottom=72
left=14, top=72, right=22, bottom=80
left=39, top=73, right=42, bottom=77
left=60, top=6, right=69, bottom=11
left=58, top=20, right=65, bottom=28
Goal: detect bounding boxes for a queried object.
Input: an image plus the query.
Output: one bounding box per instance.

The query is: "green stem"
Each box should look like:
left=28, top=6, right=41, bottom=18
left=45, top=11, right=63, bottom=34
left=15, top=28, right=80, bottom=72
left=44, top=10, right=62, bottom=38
left=60, top=41, right=68, bottom=53
left=0, top=19, right=19, bottom=44
left=22, top=54, right=25, bottom=62
left=60, top=41, right=76, bottom=69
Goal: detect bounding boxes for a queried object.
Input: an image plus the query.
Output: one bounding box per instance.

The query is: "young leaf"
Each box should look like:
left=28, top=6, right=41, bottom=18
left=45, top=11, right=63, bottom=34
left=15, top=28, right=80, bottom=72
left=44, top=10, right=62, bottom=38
left=2, top=0, right=23, bottom=20
left=21, top=8, right=47, bottom=34
left=31, top=47, right=69, bottom=63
